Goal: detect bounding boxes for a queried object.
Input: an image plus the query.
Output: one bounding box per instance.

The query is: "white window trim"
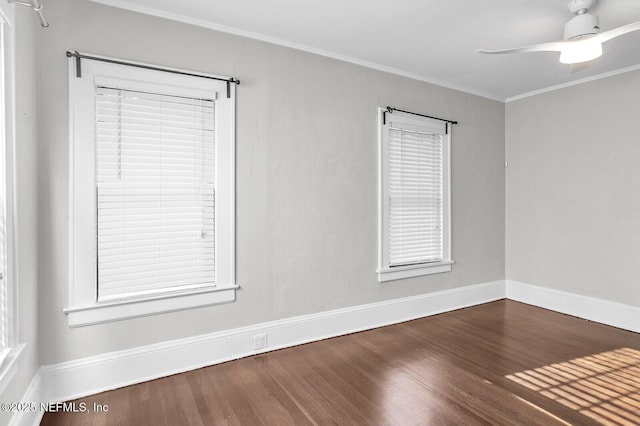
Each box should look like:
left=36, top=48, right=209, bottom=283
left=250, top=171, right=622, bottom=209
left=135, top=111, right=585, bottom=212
left=377, top=107, right=453, bottom=283
left=0, top=0, right=23, bottom=392
left=66, top=53, right=237, bottom=327
left=0, top=2, right=13, bottom=27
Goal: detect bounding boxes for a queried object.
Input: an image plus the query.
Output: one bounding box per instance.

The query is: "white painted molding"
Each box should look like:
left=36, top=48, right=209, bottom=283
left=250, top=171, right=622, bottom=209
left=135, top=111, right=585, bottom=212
left=12, top=279, right=640, bottom=425
left=87, top=0, right=503, bottom=102
left=0, top=344, right=24, bottom=396
left=9, top=369, right=43, bottom=426
left=505, top=63, right=640, bottom=102
left=506, top=280, right=640, bottom=333
left=35, top=280, right=504, bottom=406
left=0, top=0, right=15, bottom=26
left=378, top=262, right=454, bottom=282
left=88, top=1, right=640, bottom=104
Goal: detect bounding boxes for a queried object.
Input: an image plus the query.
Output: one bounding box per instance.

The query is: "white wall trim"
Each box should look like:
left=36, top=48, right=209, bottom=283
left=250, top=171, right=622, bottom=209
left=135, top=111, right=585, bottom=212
left=9, top=368, right=43, bottom=426
left=0, top=343, right=24, bottom=396
left=505, top=63, right=640, bottom=102
left=12, top=279, right=640, bottom=425
left=506, top=280, right=640, bottom=333
left=33, top=280, right=504, bottom=411
left=87, top=0, right=503, bottom=102
left=88, top=1, right=640, bottom=104
left=0, top=1, right=15, bottom=26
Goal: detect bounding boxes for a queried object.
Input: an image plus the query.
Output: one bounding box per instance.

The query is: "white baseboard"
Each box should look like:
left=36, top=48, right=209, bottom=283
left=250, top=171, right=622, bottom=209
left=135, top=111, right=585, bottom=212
left=9, top=370, right=43, bottom=426
left=506, top=280, right=640, bottom=333
left=13, top=279, right=640, bottom=425
left=32, top=280, right=504, bottom=410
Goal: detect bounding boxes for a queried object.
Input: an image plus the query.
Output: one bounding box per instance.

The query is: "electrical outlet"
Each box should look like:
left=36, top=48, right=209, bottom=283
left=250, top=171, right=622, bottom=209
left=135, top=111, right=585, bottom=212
left=251, top=333, right=267, bottom=350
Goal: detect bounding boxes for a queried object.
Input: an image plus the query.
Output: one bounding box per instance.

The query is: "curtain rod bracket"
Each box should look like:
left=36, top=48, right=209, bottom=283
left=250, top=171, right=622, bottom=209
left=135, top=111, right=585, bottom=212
left=66, top=51, right=82, bottom=78
left=226, top=78, right=240, bottom=98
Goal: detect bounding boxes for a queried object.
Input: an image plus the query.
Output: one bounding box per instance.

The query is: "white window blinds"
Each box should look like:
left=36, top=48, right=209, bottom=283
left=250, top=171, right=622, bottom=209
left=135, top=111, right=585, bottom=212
left=95, top=87, right=216, bottom=301
left=388, top=127, right=444, bottom=266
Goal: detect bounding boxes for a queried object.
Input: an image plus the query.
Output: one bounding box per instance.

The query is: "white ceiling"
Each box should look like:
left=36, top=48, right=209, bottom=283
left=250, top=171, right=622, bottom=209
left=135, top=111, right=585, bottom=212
left=91, top=0, right=640, bottom=101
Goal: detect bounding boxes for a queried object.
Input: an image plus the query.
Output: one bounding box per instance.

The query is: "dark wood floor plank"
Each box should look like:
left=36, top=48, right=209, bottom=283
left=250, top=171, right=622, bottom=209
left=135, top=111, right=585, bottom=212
left=41, top=300, right=640, bottom=425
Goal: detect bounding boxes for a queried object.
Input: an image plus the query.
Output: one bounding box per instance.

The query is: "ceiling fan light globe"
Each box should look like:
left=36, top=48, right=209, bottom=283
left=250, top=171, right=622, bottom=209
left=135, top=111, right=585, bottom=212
left=559, top=41, right=602, bottom=64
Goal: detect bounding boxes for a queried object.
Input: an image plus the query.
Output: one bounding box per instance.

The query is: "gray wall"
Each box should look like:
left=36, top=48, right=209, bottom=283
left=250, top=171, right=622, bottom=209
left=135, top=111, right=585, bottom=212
left=36, top=0, right=505, bottom=365
left=506, top=70, right=640, bottom=307
left=0, top=7, right=40, bottom=424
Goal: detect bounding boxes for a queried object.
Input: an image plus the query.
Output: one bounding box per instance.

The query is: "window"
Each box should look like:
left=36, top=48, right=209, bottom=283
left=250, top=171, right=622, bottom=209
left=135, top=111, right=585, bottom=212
left=0, top=1, right=22, bottom=393
left=0, top=20, right=8, bottom=363
left=377, top=108, right=453, bottom=282
left=66, top=55, right=237, bottom=326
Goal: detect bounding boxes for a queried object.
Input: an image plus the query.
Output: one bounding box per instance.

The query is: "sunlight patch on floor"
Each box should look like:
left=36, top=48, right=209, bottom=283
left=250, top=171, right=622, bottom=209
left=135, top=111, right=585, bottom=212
left=506, top=347, right=640, bottom=426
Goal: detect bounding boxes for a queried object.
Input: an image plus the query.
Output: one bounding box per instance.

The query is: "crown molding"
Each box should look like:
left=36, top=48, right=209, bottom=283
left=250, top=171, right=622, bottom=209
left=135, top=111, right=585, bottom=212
left=506, top=63, right=640, bottom=102
left=88, top=0, right=505, bottom=102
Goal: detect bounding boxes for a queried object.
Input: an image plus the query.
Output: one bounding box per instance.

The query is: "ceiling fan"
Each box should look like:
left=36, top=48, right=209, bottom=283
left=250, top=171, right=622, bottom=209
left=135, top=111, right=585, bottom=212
left=478, top=0, right=640, bottom=64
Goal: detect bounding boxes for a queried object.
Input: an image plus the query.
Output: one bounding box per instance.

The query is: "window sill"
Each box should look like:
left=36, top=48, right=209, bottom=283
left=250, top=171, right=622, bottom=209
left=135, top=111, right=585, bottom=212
left=378, top=261, right=454, bottom=282
left=0, top=344, right=25, bottom=395
left=64, top=286, right=238, bottom=327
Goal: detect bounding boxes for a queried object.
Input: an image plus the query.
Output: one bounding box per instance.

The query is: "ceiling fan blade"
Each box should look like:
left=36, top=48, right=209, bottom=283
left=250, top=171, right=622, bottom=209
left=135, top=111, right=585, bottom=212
left=477, top=41, right=567, bottom=55
left=593, top=21, right=640, bottom=44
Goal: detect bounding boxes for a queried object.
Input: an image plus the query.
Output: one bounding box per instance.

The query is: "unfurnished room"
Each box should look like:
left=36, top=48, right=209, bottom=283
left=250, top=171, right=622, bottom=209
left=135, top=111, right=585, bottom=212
left=0, top=0, right=639, bottom=424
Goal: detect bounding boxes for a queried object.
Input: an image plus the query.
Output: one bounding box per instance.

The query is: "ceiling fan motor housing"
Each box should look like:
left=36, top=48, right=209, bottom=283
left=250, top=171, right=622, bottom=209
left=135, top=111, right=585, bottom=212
left=564, top=12, right=600, bottom=39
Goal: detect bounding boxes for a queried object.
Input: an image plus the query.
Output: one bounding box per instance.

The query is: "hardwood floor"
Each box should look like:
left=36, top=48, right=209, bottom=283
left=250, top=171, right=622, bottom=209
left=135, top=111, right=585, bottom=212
left=41, top=300, right=640, bottom=425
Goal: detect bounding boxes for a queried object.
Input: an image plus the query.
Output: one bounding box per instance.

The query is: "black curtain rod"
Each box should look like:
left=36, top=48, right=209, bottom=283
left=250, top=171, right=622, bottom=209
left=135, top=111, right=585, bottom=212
left=66, top=51, right=240, bottom=98
left=385, top=106, right=458, bottom=126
